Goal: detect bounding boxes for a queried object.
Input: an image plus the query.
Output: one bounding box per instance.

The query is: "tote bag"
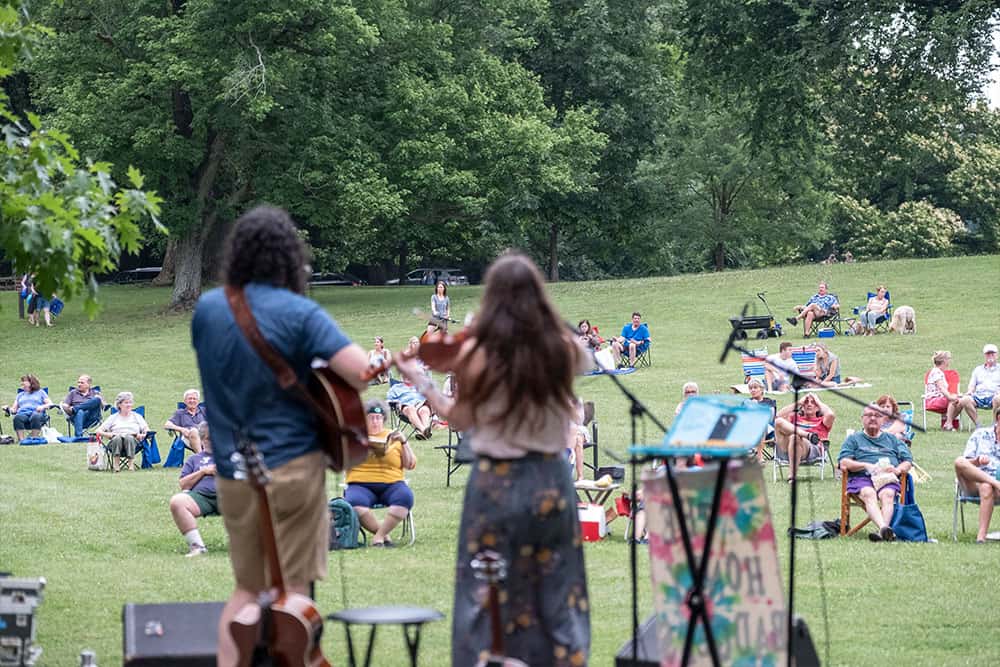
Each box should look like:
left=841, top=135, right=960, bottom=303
left=890, top=474, right=928, bottom=542
left=87, top=442, right=108, bottom=471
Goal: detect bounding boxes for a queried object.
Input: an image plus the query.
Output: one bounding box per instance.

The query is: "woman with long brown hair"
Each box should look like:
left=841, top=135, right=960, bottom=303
left=396, top=252, right=590, bottom=667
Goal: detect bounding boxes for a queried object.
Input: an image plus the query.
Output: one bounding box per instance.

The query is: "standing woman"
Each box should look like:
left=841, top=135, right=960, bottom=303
left=396, top=253, right=590, bottom=667
left=427, top=281, right=451, bottom=334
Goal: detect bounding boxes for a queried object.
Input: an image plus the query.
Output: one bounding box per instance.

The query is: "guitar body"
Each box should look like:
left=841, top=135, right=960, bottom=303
left=309, top=364, right=369, bottom=472
left=229, top=603, right=263, bottom=667
left=270, top=593, right=331, bottom=667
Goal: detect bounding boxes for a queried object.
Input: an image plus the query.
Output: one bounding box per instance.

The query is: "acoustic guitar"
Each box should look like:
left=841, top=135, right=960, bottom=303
left=471, top=551, right=528, bottom=667
left=230, top=440, right=331, bottom=667
left=226, top=285, right=368, bottom=473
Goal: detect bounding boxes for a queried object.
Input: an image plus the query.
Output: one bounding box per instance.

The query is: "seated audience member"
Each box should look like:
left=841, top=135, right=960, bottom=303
left=427, top=281, right=451, bottom=334
left=61, top=375, right=105, bottom=437
left=787, top=282, right=838, bottom=338
left=367, top=336, right=392, bottom=384
left=577, top=319, right=604, bottom=351
left=924, top=350, right=962, bottom=430
left=675, top=382, right=699, bottom=416
left=566, top=398, right=588, bottom=481
left=764, top=341, right=798, bottom=392
left=810, top=343, right=863, bottom=387
left=875, top=394, right=909, bottom=444
left=953, top=407, right=1000, bottom=543
left=386, top=337, right=434, bottom=438
left=96, top=392, right=149, bottom=472
left=345, top=401, right=417, bottom=547
left=774, top=393, right=835, bottom=480
left=168, top=423, right=216, bottom=556
left=839, top=403, right=914, bottom=542
left=955, top=344, right=1000, bottom=428
left=747, top=379, right=777, bottom=462
left=859, top=285, right=890, bottom=336
left=611, top=312, right=650, bottom=368
left=5, top=374, right=52, bottom=440
left=164, top=389, right=207, bottom=453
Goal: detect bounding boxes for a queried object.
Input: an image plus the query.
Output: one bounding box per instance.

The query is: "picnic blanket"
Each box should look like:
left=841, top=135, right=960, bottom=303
left=730, top=382, right=873, bottom=395
left=585, top=367, right=637, bottom=377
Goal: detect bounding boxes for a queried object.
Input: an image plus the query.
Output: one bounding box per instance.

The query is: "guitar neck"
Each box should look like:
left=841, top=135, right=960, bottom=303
left=487, top=582, right=503, bottom=656
left=254, top=486, right=285, bottom=593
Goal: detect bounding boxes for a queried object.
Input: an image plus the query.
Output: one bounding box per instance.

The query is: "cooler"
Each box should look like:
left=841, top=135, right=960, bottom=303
left=578, top=503, right=607, bottom=541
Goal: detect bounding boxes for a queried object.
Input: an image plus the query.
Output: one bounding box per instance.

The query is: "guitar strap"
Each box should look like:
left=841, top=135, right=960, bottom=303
left=224, top=285, right=334, bottom=428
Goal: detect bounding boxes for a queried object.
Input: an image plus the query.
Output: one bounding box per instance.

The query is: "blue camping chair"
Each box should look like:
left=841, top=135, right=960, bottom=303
left=60, top=385, right=109, bottom=439
left=3, top=387, right=58, bottom=443
left=851, top=291, right=893, bottom=334
left=163, top=402, right=206, bottom=468
left=105, top=405, right=160, bottom=469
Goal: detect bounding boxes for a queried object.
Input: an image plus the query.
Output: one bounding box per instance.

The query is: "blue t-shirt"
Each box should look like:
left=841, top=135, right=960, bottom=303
left=620, top=322, right=650, bottom=345
left=837, top=430, right=912, bottom=480
left=191, top=283, right=351, bottom=479
left=180, top=451, right=217, bottom=496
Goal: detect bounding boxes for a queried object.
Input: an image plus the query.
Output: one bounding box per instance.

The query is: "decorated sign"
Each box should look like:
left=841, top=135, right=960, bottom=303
left=643, top=461, right=786, bottom=666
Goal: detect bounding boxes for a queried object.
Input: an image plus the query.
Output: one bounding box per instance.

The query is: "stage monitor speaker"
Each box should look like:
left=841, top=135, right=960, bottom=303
left=614, top=615, right=658, bottom=667
left=615, top=614, right=821, bottom=667
left=122, top=602, right=224, bottom=666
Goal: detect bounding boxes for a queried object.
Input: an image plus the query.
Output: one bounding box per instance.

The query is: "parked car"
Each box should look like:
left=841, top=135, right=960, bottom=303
left=112, top=267, right=162, bottom=283
left=309, top=272, right=367, bottom=287
left=386, top=268, right=470, bottom=286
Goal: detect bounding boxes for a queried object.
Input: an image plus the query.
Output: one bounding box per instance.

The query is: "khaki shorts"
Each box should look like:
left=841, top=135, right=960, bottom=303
left=217, top=450, right=329, bottom=592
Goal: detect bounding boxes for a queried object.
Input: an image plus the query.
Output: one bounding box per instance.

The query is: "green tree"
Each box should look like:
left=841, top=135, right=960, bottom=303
left=638, top=90, right=830, bottom=272
left=1, top=0, right=161, bottom=314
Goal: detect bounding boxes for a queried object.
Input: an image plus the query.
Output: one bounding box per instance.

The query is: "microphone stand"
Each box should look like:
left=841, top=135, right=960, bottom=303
left=719, top=325, right=924, bottom=667
left=574, top=324, right=668, bottom=666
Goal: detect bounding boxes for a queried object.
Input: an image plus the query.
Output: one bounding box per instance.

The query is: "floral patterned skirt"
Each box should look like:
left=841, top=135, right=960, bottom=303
left=452, top=453, right=590, bottom=667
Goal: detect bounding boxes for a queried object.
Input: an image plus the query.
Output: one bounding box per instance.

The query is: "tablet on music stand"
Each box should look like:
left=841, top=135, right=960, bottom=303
left=629, top=396, right=771, bottom=459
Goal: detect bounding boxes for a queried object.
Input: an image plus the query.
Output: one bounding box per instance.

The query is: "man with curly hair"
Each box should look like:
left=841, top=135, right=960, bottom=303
left=191, top=205, right=369, bottom=667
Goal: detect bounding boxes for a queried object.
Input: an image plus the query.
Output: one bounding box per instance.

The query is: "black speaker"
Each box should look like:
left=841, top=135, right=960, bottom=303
left=615, top=614, right=820, bottom=666
left=122, top=602, right=224, bottom=666
left=614, top=615, right=658, bottom=667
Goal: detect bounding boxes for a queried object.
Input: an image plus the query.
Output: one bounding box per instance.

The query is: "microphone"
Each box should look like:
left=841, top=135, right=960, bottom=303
left=720, top=303, right=748, bottom=364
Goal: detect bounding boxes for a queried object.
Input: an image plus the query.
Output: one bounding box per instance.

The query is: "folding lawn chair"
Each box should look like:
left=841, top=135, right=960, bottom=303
left=103, top=405, right=160, bottom=470
left=807, top=295, right=843, bottom=336
left=163, top=401, right=206, bottom=468
left=851, top=291, right=893, bottom=334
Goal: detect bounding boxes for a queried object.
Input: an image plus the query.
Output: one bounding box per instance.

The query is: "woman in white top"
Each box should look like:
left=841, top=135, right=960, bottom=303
left=396, top=252, right=590, bottom=667
left=860, top=285, right=890, bottom=335
left=96, top=391, right=149, bottom=472
left=367, top=336, right=392, bottom=384
left=925, top=350, right=962, bottom=430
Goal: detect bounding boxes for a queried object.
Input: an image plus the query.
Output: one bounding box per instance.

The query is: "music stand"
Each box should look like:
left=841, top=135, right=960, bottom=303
left=630, top=397, right=772, bottom=666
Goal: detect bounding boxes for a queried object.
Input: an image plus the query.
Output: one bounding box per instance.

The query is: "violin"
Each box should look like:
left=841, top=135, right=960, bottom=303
left=360, top=327, right=470, bottom=383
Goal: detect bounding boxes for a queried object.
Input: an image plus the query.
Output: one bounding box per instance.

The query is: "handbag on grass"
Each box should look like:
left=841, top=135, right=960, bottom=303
left=890, top=474, right=928, bottom=542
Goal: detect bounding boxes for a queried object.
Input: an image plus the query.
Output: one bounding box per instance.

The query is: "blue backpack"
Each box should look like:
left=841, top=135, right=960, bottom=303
left=328, top=497, right=362, bottom=550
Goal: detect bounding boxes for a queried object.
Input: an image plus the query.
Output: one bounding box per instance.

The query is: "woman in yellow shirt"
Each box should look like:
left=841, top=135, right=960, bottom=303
left=345, top=400, right=417, bottom=546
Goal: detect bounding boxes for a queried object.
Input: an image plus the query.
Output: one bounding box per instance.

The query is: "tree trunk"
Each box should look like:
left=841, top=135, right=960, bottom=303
left=169, top=228, right=205, bottom=310
left=713, top=241, right=725, bottom=271
left=548, top=220, right=559, bottom=282
left=396, top=241, right=408, bottom=284
left=168, top=130, right=226, bottom=309
left=152, top=238, right=177, bottom=286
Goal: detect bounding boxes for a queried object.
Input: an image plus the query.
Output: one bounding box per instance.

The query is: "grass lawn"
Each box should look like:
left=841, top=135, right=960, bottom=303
left=1, top=254, right=999, bottom=666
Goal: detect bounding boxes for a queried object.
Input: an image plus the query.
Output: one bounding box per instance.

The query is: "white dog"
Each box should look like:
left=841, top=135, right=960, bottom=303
left=889, top=305, right=916, bottom=334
